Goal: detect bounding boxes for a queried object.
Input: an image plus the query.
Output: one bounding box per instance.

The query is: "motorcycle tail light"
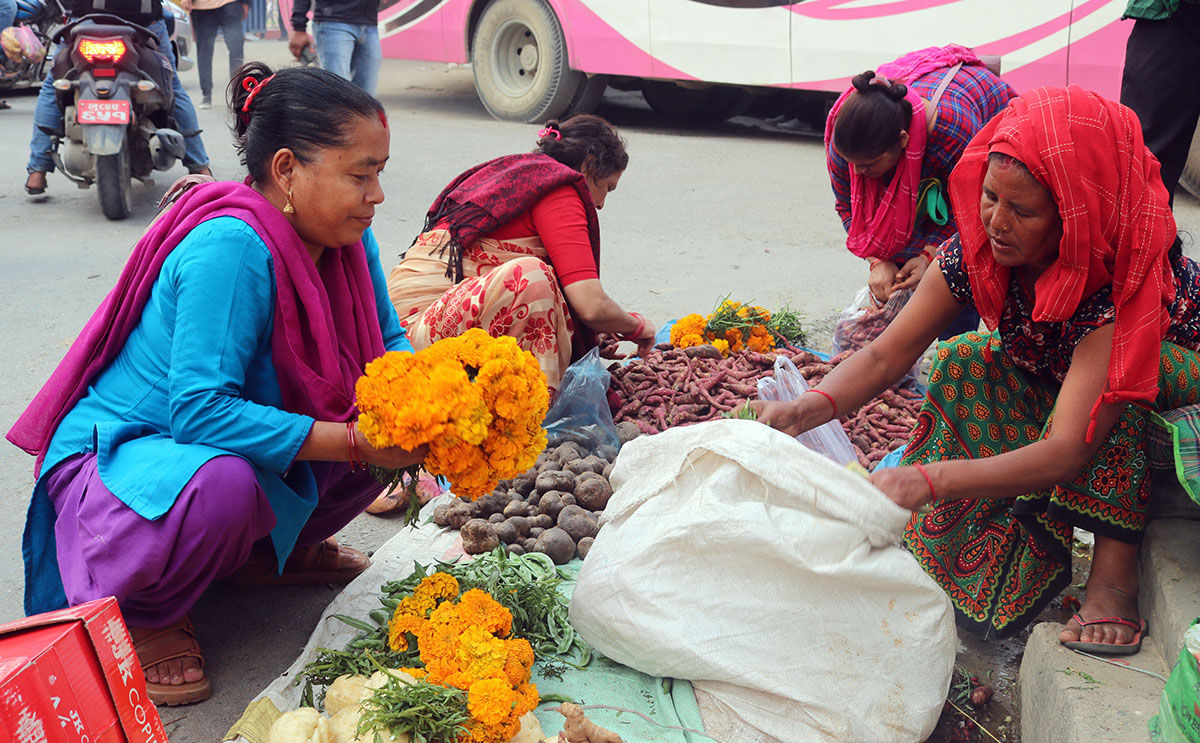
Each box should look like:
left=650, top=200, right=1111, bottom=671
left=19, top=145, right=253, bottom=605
left=78, top=38, right=126, bottom=63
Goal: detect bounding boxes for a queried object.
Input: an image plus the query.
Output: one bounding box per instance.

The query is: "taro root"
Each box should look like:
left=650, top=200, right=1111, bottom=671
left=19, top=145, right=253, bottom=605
left=445, top=501, right=476, bottom=529
left=507, top=543, right=526, bottom=556
left=537, top=492, right=565, bottom=520
left=502, top=500, right=532, bottom=518
left=538, top=460, right=561, bottom=475
left=528, top=527, right=544, bottom=540
left=474, top=491, right=509, bottom=516
left=494, top=520, right=519, bottom=545
left=530, top=513, right=553, bottom=529
left=534, top=527, right=576, bottom=565
left=615, top=421, right=642, bottom=445
left=488, top=513, right=505, bottom=524
left=536, top=470, right=575, bottom=495
left=433, top=504, right=452, bottom=527
left=553, top=442, right=585, bottom=466
left=558, top=511, right=599, bottom=543
left=564, top=457, right=605, bottom=476
left=527, top=491, right=543, bottom=508
left=508, top=516, right=531, bottom=538
left=596, top=445, right=618, bottom=461
left=560, top=494, right=577, bottom=507
left=522, top=537, right=539, bottom=552
left=576, top=536, right=595, bottom=560
left=461, top=519, right=499, bottom=555
left=574, top=477, right=613, bottom=511
left=511, top=472, right=537, bottom=496
left=602, top=462, right=615, bottom=480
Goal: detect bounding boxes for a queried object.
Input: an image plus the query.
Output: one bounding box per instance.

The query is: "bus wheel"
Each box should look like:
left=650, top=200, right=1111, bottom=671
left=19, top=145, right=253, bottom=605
left=472, top=0, right=581, bottom=123
left=1180, top=120, right=1200, bottom=200
left=641, top=81, right=753, bottom=122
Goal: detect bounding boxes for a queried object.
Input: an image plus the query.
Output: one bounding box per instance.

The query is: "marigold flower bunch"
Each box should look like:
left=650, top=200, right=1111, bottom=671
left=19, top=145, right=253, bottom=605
left=355, top=329, right=550, bottom=516
left=385, top=574, right=539, bottom=743
left=670, top=298, right=794, bottom=356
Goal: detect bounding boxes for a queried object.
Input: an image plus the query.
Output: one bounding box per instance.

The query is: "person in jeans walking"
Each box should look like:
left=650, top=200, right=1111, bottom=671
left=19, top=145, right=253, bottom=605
left=23, top=0, right=210, bottom=194
left=184, top=0, right=249, bottom=109
left=288, top=0, right=379, bottom=95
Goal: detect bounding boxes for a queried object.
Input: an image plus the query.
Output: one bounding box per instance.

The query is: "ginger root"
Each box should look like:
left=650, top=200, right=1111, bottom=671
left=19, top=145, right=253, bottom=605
left=548, top=704, right=622, bottom=743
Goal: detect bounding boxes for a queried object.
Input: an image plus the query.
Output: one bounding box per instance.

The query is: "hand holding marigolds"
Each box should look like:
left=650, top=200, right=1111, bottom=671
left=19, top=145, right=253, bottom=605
left=355, top=329, right=550, bottom=524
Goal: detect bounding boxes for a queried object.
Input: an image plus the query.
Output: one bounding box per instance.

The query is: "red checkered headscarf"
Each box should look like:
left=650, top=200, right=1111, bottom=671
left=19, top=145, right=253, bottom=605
left=948, top=86, right=1177, bottom=440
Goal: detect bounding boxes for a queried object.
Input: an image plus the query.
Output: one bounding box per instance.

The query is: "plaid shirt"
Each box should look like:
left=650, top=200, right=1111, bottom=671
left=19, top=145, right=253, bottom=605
left=828, top=64, right=1016, bottom=264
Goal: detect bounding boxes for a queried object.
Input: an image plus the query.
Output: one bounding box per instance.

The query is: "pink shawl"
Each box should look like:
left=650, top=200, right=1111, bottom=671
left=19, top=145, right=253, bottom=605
left=7, top=180, right=386, bottom=474
left=825, top=44, right=983, bottom=260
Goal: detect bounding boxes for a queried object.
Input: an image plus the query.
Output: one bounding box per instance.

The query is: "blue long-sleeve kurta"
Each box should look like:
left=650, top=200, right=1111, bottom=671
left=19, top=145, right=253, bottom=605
left=23, top=217, right=411, bottom=615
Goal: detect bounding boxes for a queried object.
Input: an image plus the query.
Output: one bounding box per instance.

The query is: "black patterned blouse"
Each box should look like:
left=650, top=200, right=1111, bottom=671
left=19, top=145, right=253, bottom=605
left=938, top=235, right=1200, bottom=383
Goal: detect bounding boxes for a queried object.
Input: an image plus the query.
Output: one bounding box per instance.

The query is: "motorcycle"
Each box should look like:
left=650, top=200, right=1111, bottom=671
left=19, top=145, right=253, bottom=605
left=44, top=13, right=186, bottom=220
left=0, top=0, right=66, bottom=90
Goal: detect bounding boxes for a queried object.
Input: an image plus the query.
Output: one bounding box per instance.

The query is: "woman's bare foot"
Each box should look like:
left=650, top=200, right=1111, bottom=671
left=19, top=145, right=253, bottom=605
left=129, top=616, right=212, bottom=705
left=141, top=649, right=205, bottom=686
left=1058, top=536, right=1141, bottom=647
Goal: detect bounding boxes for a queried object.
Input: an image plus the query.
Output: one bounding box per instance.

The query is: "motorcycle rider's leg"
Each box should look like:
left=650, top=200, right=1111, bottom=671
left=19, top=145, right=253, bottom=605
left=0, top=0, right=16, bottom=34
left=25, top=57, right=64, bottom=193
left=192, top=7, right=219, bottom=102
left=220, top=2, right=244, bottom=79
left=150, top=19, right=211, bottom=174
left=312, top=21, right=355, bottom=83
left=349, top=24, right=380, bottom=96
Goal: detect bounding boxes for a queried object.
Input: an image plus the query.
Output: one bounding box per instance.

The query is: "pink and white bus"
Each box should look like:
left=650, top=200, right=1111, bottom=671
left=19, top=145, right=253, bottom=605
left=372, top=0, right=1132, bottom=124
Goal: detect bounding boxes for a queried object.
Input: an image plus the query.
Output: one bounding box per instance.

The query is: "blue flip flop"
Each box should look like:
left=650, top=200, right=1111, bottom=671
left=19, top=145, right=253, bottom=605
left=1062, top=613, right=1148, bottom=656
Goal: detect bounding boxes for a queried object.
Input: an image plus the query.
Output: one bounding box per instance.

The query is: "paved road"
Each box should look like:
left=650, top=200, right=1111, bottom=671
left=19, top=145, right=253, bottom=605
left=2, top=41, right=1199, bottom=740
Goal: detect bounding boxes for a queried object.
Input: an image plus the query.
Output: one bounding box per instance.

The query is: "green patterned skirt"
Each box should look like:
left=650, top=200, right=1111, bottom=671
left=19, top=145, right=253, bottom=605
left=901, top=331, right=1200, bottom=638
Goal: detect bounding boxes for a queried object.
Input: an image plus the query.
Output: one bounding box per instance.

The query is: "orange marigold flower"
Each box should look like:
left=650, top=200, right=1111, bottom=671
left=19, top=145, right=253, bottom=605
left=456, top=589, right=513, bottom=637
left=711, top=338, right=731, bottom=357
left=512, top=682, right=539, bottom=718
left=387, top=612, right=427, bottom=652
left=467, top=677, right=518, bottom=728
left=415, top=572, right=460, bottom=603
left=670, top=314, right=707, bottom=347
left=502, top=638, right=535, bottom=686
left=456, top=625, right=509, bottom=684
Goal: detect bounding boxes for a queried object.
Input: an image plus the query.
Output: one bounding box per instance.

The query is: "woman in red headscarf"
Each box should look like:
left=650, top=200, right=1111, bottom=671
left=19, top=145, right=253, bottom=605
left=755, top=86, right=1200, bottom=649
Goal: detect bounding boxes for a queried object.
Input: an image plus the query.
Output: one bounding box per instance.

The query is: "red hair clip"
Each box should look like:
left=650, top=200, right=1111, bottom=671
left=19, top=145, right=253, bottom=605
left=241, top=73, right=276, bottom=114
left=538, top=127, right=562, bottom=141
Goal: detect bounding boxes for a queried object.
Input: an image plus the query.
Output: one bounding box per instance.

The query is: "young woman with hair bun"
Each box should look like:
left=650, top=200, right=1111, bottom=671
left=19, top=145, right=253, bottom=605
left=388, top=113, right=655, bottom=390
left=8, top=62, right=423, bottom=706
left=826, top=45, right=1015, bottom=339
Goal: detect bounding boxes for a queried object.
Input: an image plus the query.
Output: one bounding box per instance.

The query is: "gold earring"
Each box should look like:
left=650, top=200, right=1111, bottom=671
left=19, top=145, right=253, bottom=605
left=283, top=190, right=295, bottom=214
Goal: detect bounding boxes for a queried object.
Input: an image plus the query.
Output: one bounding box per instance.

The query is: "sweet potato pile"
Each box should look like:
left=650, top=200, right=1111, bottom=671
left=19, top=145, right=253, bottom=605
left=608, top=345, right=925, bottom=469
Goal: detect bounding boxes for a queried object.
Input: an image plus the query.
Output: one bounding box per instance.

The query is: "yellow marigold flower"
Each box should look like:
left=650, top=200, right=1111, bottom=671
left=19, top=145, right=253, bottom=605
left=512, top=682, right=539, bottom=718
left=711, top=339, right=731, bottom=357
left=455, top=626, right=509, bottom=684
left=669, top=314, right=707, bottom=347
left=502, top=638, right=535, bottom=686
left=456, top=589, right=513, bottom=638
left=415, top=572, right=460, bottom=603
left=467, top=678, right=516, bottom=727
left=387, top=612, right=426, bottom=652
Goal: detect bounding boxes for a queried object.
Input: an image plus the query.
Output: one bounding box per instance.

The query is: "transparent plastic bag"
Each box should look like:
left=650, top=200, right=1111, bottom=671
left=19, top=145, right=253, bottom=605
left=757, top=356, right=857, bottom=466
left=1, top=26, right=45, bottom=64
left=542, top=347, right=620, bottom=456
left=831, top=286, right=920, bottom=389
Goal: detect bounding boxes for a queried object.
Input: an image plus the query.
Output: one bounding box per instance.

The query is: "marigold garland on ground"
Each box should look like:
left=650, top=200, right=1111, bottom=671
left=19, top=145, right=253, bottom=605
left=384, top=574, right=539, bottom=743
left=355, top=329, right=550, bottom=502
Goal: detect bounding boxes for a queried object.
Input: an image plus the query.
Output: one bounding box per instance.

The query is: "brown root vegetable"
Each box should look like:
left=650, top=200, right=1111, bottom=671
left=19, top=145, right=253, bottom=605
left=558, top=513, right=599, bottom=542
left=534, top=527, right=576, bottom=565
left=602, top=462, right=615, bottom=480
left=488, top=513, right=505, bottom=524
left=574, top=478, right=613, bottom=511
left=535, top=470, right=575, bottom=495
left=445, top=502, right=476, bottom=529
left=684, top=344, right=724, bottom=360
left=576, top=536, right=595, bottom=560
left=530, top=514, right=554, bottom=530
left=493, top=520, right=519, bottom=544
left=560, top=493, right=577, bottom=507
left=433, top=504, right=452, bottom=527
left=526, top=491, right=544, bottom=508
left=970, top=685, right=993, bottom=706
left=506, top=543, right=526, bottom=556
left=511, top=473, right=537, bottom=496
left=507, top=516, right=531, bottom=538
left=537, top=492, right=565, bottom=520
left=557, top=504, right=592, bottom=523
left=538, top=460, right=562, bottom=475
left=615, top=421, right=642, bottom=445
left=461, top=519, right=499, bottom=555
left=557, top=703, right=623, bottom=743
left=522, top=537, right=538, bottom=552
left=553, top=442, right=585, bottom=466
left=528, top=527, right=544, bottom=540
left=502, top=500, right=532, bottom=518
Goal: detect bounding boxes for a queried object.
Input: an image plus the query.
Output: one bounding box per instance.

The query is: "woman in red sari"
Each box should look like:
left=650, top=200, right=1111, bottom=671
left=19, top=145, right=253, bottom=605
left=387, top=114, right=656, bottom=389
left=756, top=86, right=1200, bottom=651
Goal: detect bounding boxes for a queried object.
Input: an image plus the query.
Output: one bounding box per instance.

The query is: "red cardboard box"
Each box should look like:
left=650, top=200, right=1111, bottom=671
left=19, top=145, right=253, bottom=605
left=0, top=598, right=167, bottom=743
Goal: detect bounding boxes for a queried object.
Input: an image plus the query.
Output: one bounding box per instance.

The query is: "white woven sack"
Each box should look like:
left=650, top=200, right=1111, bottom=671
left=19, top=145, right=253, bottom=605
left=570, top=419, right=956, bottom=743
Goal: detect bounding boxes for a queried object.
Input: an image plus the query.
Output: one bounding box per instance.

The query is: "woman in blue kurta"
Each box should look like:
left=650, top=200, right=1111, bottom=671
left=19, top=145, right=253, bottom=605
left=6, top=62, right=423, bottom=706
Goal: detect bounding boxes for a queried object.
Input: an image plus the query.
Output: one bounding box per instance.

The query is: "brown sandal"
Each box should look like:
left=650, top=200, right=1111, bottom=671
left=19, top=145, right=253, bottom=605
left=130, top=616, right=212, bottom=706
left=226, top=537, right=371, bottom=587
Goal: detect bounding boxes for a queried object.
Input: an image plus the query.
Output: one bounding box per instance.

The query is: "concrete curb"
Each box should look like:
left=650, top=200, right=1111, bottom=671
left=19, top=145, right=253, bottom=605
left=1020, top=622, right=1168, bottom=743
left=1141, top=518, right=1200, bottom=660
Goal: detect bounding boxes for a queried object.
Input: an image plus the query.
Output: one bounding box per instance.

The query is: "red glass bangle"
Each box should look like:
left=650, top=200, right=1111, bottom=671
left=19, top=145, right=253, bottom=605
left=346, top=421, right=362, bottom=470
left=805, top=388, right=838, bottom=419
left=913, top=462, right=937, bottom=502
left=618, top=312, right=646, bottom=341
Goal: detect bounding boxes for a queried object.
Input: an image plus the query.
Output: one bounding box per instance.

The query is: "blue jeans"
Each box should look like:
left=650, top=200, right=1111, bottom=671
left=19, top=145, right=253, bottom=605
left=0, top=0, right=17, bottom=31
left=313, top=21, right=380, bottom=95
left=191, top=2, right=244, bottom=99
left=27, top=19, right=209, bottom=174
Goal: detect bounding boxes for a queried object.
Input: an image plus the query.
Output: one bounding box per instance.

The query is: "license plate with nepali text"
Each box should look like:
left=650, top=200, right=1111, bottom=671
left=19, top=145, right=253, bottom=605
left=77, top=98, right=130, bottom=125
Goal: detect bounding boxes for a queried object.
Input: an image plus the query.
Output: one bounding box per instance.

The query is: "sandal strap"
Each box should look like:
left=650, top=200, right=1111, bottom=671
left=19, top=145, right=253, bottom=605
left=1071, top=613, right=1142, bottom=630
left=131, top=616, right=205, bottom=670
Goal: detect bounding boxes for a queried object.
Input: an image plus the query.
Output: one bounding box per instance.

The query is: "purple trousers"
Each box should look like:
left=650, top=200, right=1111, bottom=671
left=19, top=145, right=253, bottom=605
left=45, top=453, right=385, bottom=628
